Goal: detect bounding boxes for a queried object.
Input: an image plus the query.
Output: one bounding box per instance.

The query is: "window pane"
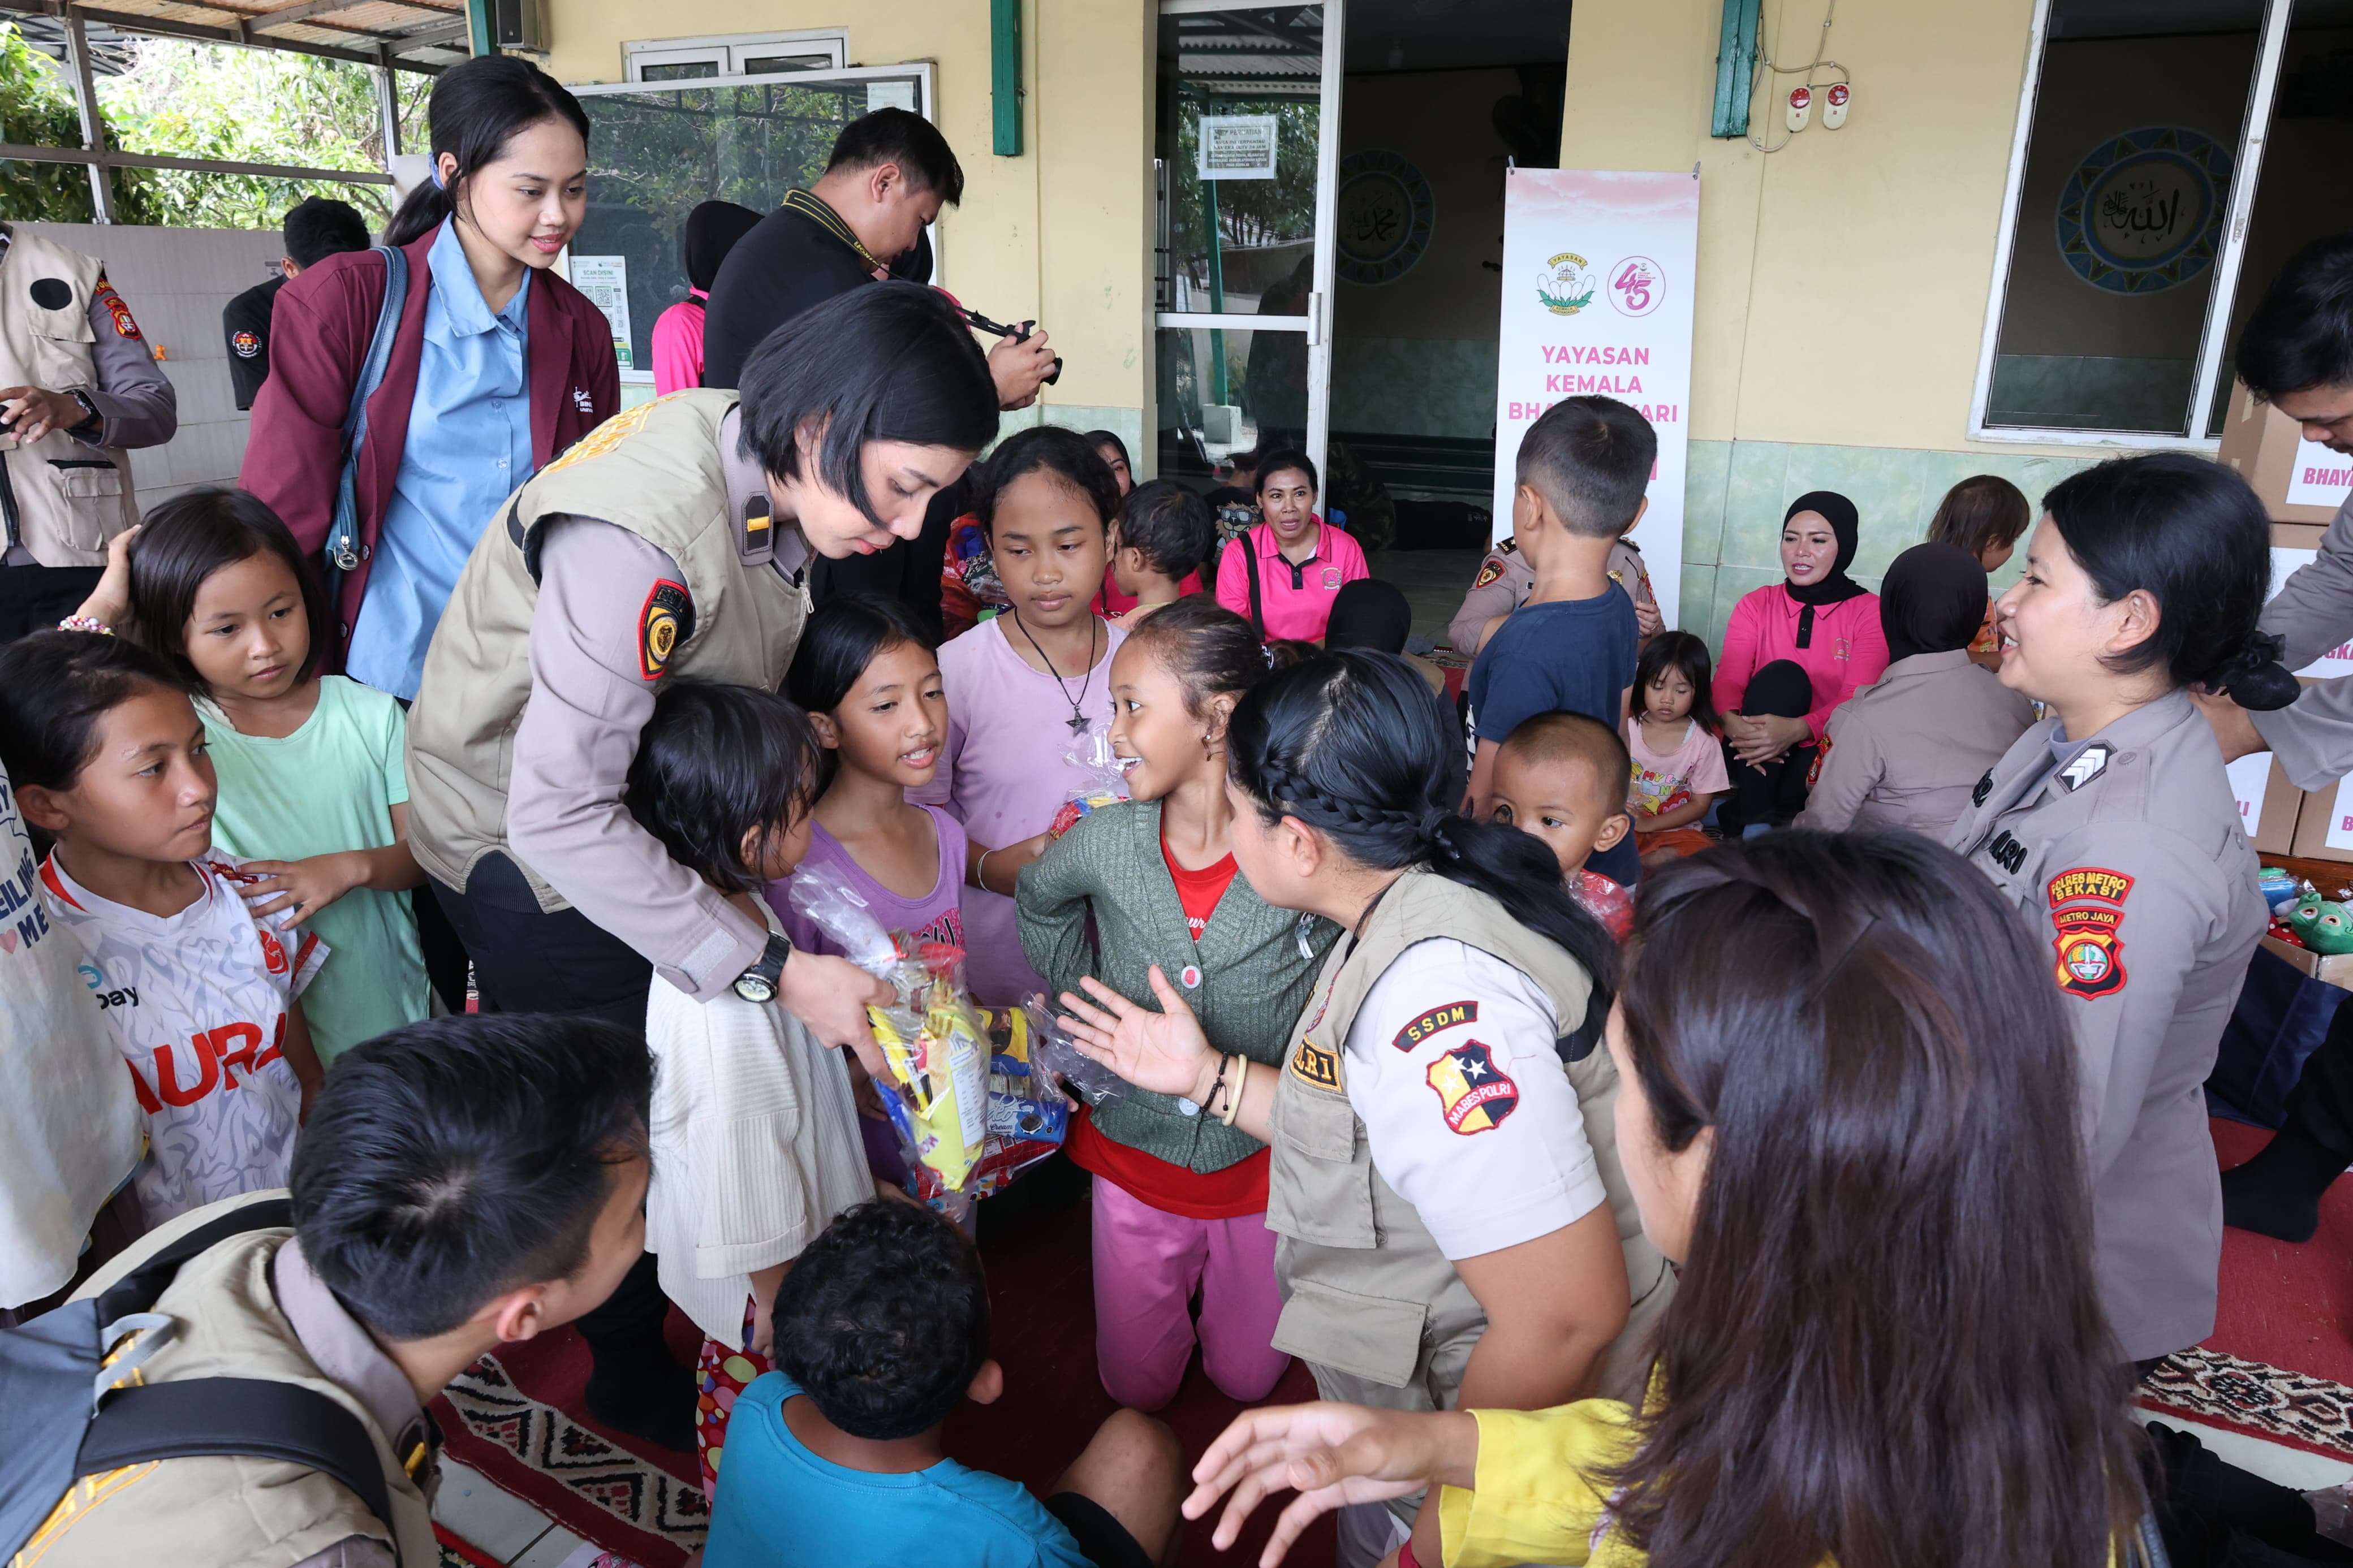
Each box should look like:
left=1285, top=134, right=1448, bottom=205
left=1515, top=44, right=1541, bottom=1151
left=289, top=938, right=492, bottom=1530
left=639, top=60, right=720, bottom=82
left=1986, top=0, right=2264, bottom=434
left=738, top=53, right=833, bottom=75
left=572, top=79, right=925, bottom=372
left=1157, top=6, right=1323, bottom=317
left=1156, top=323, right=1308, bottom=466
left=2203, top=0, right=2353, bottom=434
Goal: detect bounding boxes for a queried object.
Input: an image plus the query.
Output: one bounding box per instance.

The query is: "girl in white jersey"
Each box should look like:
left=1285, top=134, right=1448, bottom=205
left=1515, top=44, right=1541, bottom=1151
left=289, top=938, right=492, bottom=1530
left=0, top=631, right=324, bottom=1223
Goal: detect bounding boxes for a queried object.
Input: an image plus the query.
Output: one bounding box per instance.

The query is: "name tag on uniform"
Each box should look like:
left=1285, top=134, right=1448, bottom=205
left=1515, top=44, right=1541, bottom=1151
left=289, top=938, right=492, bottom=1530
left=1288, top=1036, right=1342, bottom=1091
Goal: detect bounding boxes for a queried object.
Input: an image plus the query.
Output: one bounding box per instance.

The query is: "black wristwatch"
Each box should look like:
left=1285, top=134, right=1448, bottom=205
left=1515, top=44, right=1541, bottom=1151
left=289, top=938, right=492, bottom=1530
left=732, top=931, right=793, bottom=1004
left=65, top=388, right=100, bottom=436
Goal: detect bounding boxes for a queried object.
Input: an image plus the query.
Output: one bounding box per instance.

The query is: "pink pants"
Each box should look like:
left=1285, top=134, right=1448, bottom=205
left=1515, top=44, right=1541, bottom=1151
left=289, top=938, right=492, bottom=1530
left=1091, top=1173, right=1291, bottom=1410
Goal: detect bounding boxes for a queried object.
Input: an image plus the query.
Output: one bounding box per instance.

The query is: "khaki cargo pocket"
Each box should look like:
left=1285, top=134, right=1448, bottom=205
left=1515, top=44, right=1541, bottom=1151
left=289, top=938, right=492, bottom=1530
left=1264, top=1082, right=1378, bottom=1249
left=50, top=459, right=124, bottom=552
left=1270, top=1278, right=1428, bottom=1388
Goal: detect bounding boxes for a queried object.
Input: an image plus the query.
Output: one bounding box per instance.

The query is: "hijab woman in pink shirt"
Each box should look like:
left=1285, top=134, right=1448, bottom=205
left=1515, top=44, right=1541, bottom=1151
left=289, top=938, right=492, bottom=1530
left=1714, top=491, right=1887, bottom=833
left=649, top=201, right=761, bottom=396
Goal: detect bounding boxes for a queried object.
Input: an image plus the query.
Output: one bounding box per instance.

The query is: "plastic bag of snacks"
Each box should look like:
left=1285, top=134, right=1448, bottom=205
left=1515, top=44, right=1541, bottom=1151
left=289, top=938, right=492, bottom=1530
left=1049, top=729, right=1135, bottom=841
left=786, top=866, right=1080, bottom=1204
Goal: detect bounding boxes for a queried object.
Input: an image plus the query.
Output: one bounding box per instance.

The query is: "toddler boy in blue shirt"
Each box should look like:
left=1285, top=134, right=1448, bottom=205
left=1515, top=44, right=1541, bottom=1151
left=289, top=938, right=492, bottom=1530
left=703, top=1199, right=1186, bottom=1568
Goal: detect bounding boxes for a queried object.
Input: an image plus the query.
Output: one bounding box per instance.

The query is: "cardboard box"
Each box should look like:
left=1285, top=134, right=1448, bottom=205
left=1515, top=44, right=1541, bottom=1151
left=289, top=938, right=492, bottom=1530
left=2261, top=932, right=2353, bottom=987
left=2235, top=753, right=2305, bottom=852
left=2291, top=773, right=2353, bottom=862
left=2218, top=380, right=2352, bottom=526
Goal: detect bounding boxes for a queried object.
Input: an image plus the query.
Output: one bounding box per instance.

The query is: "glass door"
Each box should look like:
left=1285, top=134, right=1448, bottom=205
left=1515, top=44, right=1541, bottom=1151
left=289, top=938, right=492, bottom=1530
left=565, top=64, right=937, bottom=390
left=1155, top=1, right=1345, bottom=486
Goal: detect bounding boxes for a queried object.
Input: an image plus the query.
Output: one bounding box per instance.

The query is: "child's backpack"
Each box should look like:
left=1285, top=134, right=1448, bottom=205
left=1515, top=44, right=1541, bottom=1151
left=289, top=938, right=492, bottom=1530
left=0, top=1196, right=406, bottom=1563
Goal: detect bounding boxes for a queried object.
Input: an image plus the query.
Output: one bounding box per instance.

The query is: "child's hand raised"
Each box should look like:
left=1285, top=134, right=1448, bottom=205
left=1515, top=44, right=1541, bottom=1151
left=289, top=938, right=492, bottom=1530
left=1057, top=968, right=1219, bottom=1105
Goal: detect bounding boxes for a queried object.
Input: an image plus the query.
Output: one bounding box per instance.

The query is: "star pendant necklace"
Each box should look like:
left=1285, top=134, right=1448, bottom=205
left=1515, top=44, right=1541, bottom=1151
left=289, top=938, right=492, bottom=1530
left=1011, top=608, right=1100, bottom=735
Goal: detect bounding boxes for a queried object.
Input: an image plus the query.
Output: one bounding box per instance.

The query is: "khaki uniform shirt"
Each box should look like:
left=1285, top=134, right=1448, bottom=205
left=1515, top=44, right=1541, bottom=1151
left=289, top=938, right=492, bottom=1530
left=2255, top=488, right=2353, bottom=788
left=43, top=1194, right=437, bottom=1568
left=1794, top=649, right=2037, bottom=837
left=1264, top=870, right=1671, bottom=1468
left=0, top=225, right=177, bottom=568
left=1943, top=690, right=2266, bottom=1360
left=406, top=392, right=806, bottom=999
left=1446, top=536, right=1654, bottom=658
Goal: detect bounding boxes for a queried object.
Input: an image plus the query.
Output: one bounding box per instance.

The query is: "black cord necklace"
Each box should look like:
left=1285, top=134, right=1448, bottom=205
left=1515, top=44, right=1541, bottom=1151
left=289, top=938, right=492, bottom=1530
left=1010, top=608, right=1100, bottom=735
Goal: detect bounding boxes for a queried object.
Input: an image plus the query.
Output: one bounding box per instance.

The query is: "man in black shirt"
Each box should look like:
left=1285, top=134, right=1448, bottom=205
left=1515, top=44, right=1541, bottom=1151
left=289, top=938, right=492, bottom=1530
left=703, top=110, right=1056, bottom=638
left=222, top=196, right=369, bottom=412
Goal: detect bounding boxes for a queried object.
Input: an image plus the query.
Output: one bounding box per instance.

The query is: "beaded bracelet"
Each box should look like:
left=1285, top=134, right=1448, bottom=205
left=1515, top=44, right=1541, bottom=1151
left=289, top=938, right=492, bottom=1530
left=57, top=615, right=113, bottom=636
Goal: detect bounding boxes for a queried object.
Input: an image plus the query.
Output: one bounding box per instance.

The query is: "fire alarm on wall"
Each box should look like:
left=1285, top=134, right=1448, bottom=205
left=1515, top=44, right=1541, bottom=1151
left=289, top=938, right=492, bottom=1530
left=1824, top=82, right=1851, bottom=128
left=1786, top=85, right=1812, bottom=132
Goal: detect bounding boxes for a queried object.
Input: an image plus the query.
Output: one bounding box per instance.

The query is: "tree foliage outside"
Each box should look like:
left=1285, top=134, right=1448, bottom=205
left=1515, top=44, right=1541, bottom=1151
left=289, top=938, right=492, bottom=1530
left=0, top=21, right=422, bottom=230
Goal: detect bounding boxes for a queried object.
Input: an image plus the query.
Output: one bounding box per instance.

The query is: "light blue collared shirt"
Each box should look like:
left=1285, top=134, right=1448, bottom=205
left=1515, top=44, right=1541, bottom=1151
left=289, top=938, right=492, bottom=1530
left=346, top=218, right=534, bottom=700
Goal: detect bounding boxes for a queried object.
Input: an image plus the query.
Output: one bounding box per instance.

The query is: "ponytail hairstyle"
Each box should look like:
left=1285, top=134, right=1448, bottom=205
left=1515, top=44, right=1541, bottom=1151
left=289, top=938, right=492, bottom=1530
left=1609, top=831, right=2145, bottom=1568
left=1633, top=629, right=1719, bottom=736
left=1227, top=650, right=1614, bottom=1056
left=2040, top=453, right=2299, bottom=710
left=1118, top=597, right=1306, bottom=728
left=385, top=54, right=591, bottom=247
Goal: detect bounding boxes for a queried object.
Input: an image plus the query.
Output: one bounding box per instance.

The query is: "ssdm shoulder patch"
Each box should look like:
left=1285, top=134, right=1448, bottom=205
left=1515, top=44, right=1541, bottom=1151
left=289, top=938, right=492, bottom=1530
left=638, top=580, right=691, bottom=681
left=1392, top=1000, right=1477, bottom=1052
left=1287, top=1036, right=1343, bottom=1092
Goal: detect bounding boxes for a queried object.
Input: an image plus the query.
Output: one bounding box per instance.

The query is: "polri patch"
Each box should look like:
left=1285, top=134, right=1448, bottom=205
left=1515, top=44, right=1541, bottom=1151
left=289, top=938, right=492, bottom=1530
left=93, top=280, right=140, bottom=340
left=1392, top=1000, right=1477, bottom=1052
left=231, top=329, right=261, bottom=358
left=638, top=579, right=690, bottom=681
left=2053, top=906, right=2127, bottom=1000
left=1426, top=1041, right=1518, bottom=1134
left=1471, top=555, right=1506, bottom=590
left=1287, top=1036, right=1342, bottom=1092
left=2047, top=866, right=2133, bottom=908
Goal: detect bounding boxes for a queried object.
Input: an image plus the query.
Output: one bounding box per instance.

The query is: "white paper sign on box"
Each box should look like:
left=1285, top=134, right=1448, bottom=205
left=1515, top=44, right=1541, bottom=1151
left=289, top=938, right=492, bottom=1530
left=2326, top=775, right=2353, bottom=853
left=2227, top=752, right=2274, bottom=840
left=2286, top=440, right=2353, bottom=511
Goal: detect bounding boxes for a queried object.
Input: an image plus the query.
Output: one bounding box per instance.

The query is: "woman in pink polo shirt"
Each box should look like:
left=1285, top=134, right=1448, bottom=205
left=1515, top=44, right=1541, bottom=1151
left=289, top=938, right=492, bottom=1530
left=1213, top=448, right=1369, bottom=641
left=1713, top=490, right=1888, bottom=833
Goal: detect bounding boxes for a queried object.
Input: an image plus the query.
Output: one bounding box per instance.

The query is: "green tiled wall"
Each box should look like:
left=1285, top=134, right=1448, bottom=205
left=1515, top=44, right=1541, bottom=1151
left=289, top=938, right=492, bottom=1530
left=1677, top=439, right=2123, bottom=649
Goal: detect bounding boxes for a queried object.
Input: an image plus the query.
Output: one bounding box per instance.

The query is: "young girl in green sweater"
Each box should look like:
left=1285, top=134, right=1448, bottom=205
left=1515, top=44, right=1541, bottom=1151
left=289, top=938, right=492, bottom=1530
left=1016, top=598, right=1334, bottom=1410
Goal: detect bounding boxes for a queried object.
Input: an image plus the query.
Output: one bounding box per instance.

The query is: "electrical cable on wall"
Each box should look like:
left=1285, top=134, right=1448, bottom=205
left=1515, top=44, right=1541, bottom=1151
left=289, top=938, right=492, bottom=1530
left=1745, top=0, right=1850, bottom=153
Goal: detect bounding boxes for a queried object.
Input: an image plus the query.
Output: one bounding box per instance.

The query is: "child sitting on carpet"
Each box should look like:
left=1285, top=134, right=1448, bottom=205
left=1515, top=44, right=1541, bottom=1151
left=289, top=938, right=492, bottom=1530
left=626, top=681, right=878, bottom=1497
left=1624, top=631, right=1725, bottom=865
left=1490, top=711, right=1636, bottom=940
left=703, top=1199, right=1186, bottom=1568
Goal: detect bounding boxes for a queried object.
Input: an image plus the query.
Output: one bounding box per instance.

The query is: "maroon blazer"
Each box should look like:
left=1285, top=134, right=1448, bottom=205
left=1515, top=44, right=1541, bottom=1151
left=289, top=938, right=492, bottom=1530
left=239, top=226, right=621, bottom=657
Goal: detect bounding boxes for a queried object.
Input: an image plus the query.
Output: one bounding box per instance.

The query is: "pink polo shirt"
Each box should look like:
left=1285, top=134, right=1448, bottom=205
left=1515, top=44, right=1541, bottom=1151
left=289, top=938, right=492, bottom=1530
left=1213, top=519, right=1370, bottom=641
left=1712, top=583, right=1889, bottom=742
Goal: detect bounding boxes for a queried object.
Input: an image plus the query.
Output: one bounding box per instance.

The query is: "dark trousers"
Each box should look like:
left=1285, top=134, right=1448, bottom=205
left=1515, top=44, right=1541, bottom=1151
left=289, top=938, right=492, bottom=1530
left=1723, top=658, right=1817, bottom=831
left=2148, top=1419, right=2353, bottom=1566
left=428, top=852, right=653, bottom=1026
left=1, top=563, right=103, bottom=642
left=2281, top=995, right=2353, bottom=1163
left=431, top=854, right=669, bottom=1364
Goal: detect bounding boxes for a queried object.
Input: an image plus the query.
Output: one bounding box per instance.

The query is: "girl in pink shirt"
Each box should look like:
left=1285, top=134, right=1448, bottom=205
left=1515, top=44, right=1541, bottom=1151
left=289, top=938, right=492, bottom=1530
left=1212, top=448, right=1369, bottom=640
left=914, top=428, right=1127, bottom=1005
left=1714, top=490, right=1887, bottom=832
left=648, top=201, right=761, bottom=396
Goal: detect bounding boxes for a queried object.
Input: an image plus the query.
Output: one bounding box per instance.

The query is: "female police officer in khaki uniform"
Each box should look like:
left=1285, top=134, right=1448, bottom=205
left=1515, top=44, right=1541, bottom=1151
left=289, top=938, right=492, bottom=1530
left=1944, top=453, right=2296, bottom=1366
left=1053, top=651, right=1670, bottom=1568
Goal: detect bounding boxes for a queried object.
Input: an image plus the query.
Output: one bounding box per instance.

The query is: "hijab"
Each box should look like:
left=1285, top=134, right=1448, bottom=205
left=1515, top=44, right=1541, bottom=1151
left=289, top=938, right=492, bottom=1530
left=1782, top=489, right=1868, bottom=648
left=683, top=201, right=762, bottom=296
left=1879, top=542, right=1990, bottom=664
left=1324, top=578, right=1413, bottom=654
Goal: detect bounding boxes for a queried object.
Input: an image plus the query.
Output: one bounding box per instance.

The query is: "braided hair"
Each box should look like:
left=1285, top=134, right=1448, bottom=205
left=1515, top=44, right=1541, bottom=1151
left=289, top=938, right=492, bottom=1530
left=1226, top=650, right=1614, bottom=1057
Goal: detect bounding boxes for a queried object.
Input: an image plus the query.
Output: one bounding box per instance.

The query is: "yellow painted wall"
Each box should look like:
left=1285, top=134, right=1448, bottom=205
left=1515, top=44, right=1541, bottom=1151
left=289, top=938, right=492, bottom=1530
left=544, top=0, right=1153, bottom=450
left=1561, top=0, right=2109, bottom=457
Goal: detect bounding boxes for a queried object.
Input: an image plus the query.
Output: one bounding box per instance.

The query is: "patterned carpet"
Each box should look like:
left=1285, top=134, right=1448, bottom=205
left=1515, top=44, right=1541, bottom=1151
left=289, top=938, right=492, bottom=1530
left=2140, top=1347, right=2353, bottom=1460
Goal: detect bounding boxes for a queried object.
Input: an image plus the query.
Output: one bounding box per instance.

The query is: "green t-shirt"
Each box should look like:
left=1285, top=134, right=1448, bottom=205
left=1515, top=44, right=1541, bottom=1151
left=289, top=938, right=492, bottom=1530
left=200, top=676, right=428, bottom=1065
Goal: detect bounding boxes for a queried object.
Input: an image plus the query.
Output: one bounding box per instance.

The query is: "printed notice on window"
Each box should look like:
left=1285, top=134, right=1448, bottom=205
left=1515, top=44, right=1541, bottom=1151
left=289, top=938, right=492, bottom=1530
left=1199, top=115, right=1278, bottom=180
left=569, top=255, right=633, bottom=372
left=868, top=80, right=916, bottom=114
left=2287, top=437, right=2353, bottom=510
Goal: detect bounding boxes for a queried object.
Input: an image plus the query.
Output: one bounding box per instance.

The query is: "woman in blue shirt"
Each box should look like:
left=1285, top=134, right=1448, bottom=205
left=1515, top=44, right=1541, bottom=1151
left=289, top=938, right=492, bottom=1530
left=243, top=54, right=619, bottom=698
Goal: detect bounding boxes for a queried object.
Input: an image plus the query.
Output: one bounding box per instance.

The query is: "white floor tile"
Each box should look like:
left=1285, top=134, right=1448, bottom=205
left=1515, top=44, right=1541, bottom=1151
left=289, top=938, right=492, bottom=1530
left=508, top=1526, right=592, bottom=1568
left=431, top=1456, right=557, bottom=1562
left=2136, top=1409, right=2353, bottom=1491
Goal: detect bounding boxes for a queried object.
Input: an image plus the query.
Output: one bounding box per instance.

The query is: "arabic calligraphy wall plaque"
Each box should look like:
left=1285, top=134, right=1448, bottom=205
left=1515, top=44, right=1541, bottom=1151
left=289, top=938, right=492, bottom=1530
left=1336, top=150, right=1436, bottom=287
left=2055, top=126, right=2233, bottom=295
